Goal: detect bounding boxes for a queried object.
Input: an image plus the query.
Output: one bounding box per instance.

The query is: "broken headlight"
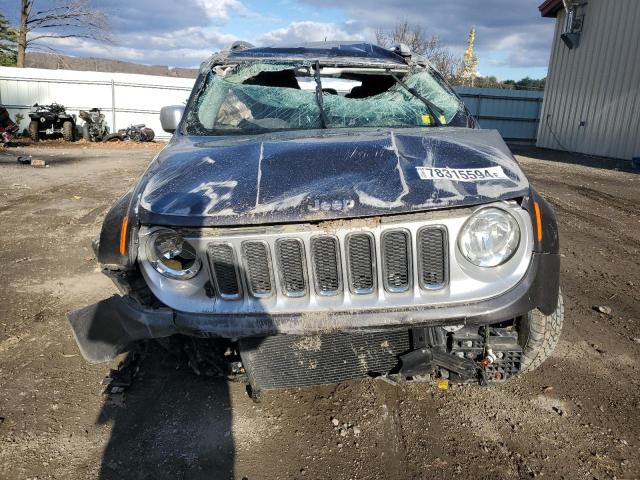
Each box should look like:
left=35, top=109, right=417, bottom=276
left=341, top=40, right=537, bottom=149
left=458, top=207, right=520, bottom=267
left=147, top=229, right=201, bottom=280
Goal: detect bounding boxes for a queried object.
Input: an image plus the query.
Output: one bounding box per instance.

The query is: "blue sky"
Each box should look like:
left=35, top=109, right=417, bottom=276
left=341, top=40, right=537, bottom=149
left=4, top=0, right=555, bottom=80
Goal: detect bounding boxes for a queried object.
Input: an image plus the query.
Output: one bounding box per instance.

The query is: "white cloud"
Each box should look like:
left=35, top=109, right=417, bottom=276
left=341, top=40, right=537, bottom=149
left=195, top=0, right=251, bottom=19
left=258, top=21, right=365, bottom=46
left=41, top=30, right=235, bottom=67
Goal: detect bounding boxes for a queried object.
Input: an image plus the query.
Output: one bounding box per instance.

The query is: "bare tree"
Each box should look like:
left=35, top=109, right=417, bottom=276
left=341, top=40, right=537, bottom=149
left=375, top=20, right=435, bottom=55
left=16, top=0, right=110, bottom=67
left=375, top=20, right=464, bottom=83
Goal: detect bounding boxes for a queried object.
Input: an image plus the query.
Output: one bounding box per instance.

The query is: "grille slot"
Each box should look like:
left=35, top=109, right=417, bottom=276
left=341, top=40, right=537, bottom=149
left=311, top=236, right=341, bottom=296
left=276, top=239, right=307, bottom=296
left=242, top=241, right=273, bottom=297
left=417, top=227, right=447, bottom=289
left=381, top=230, right=412, bottom=293
left=207, top=243, right=241, bottom=298
left=346, top=233, right=376, bottom=294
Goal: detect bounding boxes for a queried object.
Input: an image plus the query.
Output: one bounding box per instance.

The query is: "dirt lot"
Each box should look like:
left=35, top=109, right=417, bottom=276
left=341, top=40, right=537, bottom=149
left=0, top=142, right=638, bottom=480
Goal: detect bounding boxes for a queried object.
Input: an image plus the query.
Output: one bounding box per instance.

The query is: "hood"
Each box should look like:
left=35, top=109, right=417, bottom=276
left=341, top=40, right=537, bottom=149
left=136, top=128, right=529, bottom=227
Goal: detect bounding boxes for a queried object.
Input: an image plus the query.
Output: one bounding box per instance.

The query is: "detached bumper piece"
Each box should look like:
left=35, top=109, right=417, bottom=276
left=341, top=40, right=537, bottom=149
left=67, top=296, right=175, bottom=363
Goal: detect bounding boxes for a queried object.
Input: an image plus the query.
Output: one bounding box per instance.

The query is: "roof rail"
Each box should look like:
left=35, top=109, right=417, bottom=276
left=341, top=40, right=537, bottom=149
left=390, top=43, right=412, bottom=58
left=226, top=41, right=255, bottom=52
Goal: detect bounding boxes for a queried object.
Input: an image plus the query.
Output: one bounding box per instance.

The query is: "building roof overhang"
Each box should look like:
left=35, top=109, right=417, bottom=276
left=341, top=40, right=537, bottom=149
left=539, top=0, right=563, bottom=17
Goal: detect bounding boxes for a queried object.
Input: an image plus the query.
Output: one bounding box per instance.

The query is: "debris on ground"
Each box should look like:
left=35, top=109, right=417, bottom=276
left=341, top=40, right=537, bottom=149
left=438, top=379, right=450, bottom=391
left=594, top=305, right=612, bottom=315
left=101, top=343, right=146, bottom=395
left=552, top=406, right=565, bottom=416
left=16, top=155, right=49, bottom=168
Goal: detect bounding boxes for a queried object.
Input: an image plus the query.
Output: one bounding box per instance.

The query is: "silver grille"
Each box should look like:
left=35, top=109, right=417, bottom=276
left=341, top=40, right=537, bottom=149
left=242, top=241, right=273, bottom=297
left=311, top=236, right=341, bottom=296
left=207, top=243, right=241, bottom=298
left=346, top=233, right=376, bottom=294
left=276, top=239, right=307, bottom=297
left=381, top=230, right=412, bottom=293
left=418, top=227, right=447, bottom=289
left=202, top=222, right=449, bottom=302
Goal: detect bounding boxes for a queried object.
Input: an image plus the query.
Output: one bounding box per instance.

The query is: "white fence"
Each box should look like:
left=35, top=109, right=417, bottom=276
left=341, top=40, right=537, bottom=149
left=0, top=67, right=195, bottom=140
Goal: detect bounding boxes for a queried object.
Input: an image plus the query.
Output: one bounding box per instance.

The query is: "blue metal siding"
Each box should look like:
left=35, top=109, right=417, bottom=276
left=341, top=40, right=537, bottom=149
left=454, top=86, right=544, bottom=142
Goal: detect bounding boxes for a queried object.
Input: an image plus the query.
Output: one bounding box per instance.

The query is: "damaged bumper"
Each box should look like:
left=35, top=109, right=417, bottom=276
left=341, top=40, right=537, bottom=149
left=68, top=252, right=559, bottom=363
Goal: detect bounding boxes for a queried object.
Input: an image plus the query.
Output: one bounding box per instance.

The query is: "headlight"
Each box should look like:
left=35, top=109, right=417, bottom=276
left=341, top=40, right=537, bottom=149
left=458, top=208, right=520, bottom=267
left=147, top=229, right=201, bottom=280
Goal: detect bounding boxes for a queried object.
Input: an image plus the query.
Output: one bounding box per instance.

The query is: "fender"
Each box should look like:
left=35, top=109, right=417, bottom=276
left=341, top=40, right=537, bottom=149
left=521, top=186, right=560, bottom=313
left=523, top=187, right=559, bottom=254
left=96, top=189, right=138, bottom=268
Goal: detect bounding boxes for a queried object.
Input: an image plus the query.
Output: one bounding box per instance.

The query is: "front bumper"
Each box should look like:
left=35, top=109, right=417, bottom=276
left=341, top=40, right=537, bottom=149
left=68, top=252, right=559, bottom=363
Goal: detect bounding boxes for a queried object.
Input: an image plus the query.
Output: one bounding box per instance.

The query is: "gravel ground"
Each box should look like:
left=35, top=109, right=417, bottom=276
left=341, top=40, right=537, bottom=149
left=0, top=142, right=638, bottom=480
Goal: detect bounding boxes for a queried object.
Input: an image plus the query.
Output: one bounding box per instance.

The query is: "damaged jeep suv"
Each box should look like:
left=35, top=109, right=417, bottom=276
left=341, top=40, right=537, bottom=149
left=69, top=42, right=562, bottom=393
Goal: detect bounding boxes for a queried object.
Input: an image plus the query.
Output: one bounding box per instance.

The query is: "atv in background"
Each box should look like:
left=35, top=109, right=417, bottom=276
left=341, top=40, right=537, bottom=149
left=79, top=108, right=109, bottom=142
left=0, top=106, right=20, bottom=146
left=28, top=103, right=76, bottom=142
left=103, top=124, right=155, bottom=143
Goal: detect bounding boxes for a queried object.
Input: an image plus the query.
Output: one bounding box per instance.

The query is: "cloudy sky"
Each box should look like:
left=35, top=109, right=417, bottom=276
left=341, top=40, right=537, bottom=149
left=5, top=0, right=555, bottom=80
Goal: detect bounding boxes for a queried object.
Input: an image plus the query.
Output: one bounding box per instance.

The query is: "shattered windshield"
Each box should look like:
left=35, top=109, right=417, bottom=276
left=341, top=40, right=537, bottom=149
left=185, top=61, right=468, bottom=135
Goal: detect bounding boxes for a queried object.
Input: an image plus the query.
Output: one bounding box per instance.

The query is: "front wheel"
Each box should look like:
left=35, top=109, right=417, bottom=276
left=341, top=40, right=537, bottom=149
left=82, top=123, right=91, bottom=141
left=62, top=121, right=74, bottom=141
left=29, top=120, right=39, bottom=142
left=517, top=292, right=564, bottom=373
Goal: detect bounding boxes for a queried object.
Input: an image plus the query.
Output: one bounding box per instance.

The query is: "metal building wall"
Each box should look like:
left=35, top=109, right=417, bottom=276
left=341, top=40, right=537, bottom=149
left=455, top=86, right=543, bottom=142
left=537, top=0, right=640, bottom=160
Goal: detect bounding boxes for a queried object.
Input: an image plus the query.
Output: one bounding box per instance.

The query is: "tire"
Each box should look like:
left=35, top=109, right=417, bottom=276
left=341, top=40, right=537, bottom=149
left=62, top=121, right=74, bottom=141
left=518, top=292, right=564, bottom=373
left=141, top=128, right=155, bottom=142
left=103, top=133, right=123, bottom=142
left=29, top=120, right=39, bottom=142
left=82, top=123, right=91, bottom=141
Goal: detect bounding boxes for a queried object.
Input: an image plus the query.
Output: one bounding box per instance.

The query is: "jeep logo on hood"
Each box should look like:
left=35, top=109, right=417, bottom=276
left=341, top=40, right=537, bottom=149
left=307, top=198, right=356, bottom=212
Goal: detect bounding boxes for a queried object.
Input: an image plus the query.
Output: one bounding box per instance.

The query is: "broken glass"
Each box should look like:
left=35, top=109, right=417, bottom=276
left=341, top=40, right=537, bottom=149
left=187, top=63, right=468, bottom=135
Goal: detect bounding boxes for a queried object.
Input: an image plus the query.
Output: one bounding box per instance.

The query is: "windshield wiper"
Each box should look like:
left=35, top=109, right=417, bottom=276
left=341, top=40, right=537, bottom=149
left=313, top=60, right=329, bottom=129
left=388, top=71, right=445, bottom=126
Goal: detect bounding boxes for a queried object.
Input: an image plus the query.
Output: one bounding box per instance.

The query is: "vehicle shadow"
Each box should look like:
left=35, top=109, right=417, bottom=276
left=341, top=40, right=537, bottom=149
left=510, top=144, right=639, bottom=174
left=96, top=342, right=234, bottom=480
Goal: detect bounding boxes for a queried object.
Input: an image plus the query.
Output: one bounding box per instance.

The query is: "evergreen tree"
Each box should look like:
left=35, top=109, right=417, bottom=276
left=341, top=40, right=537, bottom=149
left=0, top=13, right=17, bottom=67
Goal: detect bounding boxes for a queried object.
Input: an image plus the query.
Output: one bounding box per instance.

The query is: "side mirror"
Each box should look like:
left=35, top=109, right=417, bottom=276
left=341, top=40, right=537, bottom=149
left=160, top=105, right=185, bottom=134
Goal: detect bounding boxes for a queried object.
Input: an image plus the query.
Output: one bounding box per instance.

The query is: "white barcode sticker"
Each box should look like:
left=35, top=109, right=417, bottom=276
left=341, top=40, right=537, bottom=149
left=416, top=166, right=509, bottom=182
